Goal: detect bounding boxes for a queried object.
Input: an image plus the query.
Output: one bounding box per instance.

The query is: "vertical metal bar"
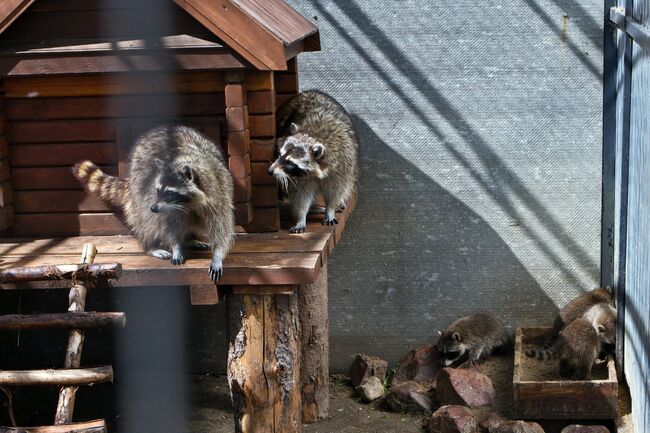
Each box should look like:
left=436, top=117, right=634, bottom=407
left=613, top=0, right=633, bottom=378
left=602, top=1, right=619, bottom=291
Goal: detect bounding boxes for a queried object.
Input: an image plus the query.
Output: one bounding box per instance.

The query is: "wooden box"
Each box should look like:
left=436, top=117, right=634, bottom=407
left=513, top=327, right=618, bottom=420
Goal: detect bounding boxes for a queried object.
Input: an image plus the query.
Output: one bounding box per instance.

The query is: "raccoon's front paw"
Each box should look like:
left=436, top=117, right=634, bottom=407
left=289, top=224, right=306, bottom=234
left=149, top=249, right=172, bottom=260
left=209, top=263, right=223, bottom=282
left=170, top=255, right=185, bottom=265
left=190, top=240, right=211, bottom=251
left=322, top=217, right=338, bottom=226
left=461, top=359, right=479, bottom=369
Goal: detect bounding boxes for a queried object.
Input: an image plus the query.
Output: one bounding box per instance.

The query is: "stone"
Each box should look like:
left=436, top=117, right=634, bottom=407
left=436, top=367, right=495, bottom=407
left=479, top=412, right=507, bottom=433
left=355, top=375, right=385, bottom=402
left=429, top=405, right=480, bottom=433
left=349, top=353, right=388, bottom=387
left=391, top=344, right=442, bottom=387
left=385, top=380, right=434, bottom=413
left=561, top=426, right=610, bottom=433
left=490, top=420, right=545, bottom=433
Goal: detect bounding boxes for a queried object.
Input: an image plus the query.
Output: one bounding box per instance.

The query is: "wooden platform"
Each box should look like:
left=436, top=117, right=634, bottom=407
left=0, top=194, right=356, bottom=290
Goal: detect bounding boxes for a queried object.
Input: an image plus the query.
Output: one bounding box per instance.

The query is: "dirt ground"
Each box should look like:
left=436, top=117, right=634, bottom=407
left=0, top=352, right=631, bottom=433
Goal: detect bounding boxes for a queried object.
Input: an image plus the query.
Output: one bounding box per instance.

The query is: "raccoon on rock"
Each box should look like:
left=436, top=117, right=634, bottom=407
left=73, top=125, right=235, bottom=282
left=269, top=90, right=359, bottom=233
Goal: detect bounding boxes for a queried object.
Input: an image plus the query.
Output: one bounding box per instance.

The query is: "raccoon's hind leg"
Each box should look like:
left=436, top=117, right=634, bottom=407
left=209, top=251, right=224, bottom=282
left=322, top=181, right=348, bottom=226
left=148, top=249, right=172, bottom=260
left=188, top=239, right=211, bottom=251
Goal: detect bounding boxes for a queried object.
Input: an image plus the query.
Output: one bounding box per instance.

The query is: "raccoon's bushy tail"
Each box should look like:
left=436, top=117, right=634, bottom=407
left=72, top=161, right=129, bottom=206
left=525, top=341, right=561, bottom=361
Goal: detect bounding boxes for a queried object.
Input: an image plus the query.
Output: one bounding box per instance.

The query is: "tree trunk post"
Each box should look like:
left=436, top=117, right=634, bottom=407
left=298, top=264, right=329, bottom=422
left=227, top=291, right=301, bottom=433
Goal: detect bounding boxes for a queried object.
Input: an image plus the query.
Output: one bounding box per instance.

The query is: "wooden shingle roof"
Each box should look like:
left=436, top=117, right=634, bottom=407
left=0, top=0, right=319, bottom=71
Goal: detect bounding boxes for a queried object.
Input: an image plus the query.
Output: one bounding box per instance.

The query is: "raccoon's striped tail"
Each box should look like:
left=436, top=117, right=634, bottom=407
left=72, top=161, right=129, bottom=206
left=525, top=341, right=561, bottom=361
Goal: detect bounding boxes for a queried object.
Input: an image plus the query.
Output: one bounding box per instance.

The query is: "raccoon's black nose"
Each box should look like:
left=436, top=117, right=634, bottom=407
left=150, top=204, right=159, bottom=213
left=267, top=166, right=274, bottom=175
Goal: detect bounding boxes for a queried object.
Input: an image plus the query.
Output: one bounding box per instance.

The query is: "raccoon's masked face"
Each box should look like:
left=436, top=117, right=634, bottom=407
left=268, top=123, right=325, bottom=190
left=150, top=159, right=200, bottom=214
left=436, top=331, right=468, bottom=367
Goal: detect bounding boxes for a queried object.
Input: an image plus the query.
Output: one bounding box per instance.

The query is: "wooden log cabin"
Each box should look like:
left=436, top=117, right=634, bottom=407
left=0, top=2, right=356, bottom=433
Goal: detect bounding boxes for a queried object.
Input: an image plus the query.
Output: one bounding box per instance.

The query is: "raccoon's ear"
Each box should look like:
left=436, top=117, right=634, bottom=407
left=180, top=164, right=193, bottom=182
left=452, top=332, right=461, bottom=341
left=436, top=330, right=442, bottom=337
left=290, top=122, right=299, bottom=134
left=597, top=324, right=606, bottom=335
left=311, top=143, right=325, bottom=160
left=154, top=158, right=165, bottom=171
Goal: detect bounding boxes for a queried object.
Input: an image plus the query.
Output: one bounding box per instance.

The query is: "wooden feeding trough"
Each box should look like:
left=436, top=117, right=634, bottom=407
left=514, top=327, right=618, bottom=420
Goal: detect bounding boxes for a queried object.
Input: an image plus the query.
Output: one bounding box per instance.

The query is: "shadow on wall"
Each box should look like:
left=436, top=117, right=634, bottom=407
left=326, top=116, right=559, bottom=371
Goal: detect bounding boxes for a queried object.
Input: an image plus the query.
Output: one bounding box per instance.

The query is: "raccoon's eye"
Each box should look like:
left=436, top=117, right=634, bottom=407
left=284, top=161, right=296, bottom=170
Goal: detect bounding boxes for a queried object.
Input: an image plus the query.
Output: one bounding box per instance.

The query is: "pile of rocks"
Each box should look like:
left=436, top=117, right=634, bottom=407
left=349, top=346, right=611, bottom=433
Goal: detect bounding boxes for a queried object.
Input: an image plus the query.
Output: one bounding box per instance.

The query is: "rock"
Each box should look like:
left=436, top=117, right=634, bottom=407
left=436, top=367, right=495, bottom=407
left=479, top=412, right=507, bottom=433
left=385, top=380, right=434, bottom=413
left=429, top=405, right=480, bottom=433
left=349, top=354, right=388, bottom=387
left=355, top=376, right=385, bottom=402
left=391, top=344, right=442, bottom=387
left=561, top=426, right=610, bottom=433
left=490, top=421, right=545, bottom=433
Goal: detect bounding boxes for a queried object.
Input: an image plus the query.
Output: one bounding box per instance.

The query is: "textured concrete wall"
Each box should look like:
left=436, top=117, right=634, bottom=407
left=287, top=0, right=603, bottom=372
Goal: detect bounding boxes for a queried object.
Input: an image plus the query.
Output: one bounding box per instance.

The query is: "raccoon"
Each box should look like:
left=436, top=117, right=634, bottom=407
left=526, top=303, right=615, bottom=361
left=527, top=318, right=602, bottom=380
left=436, top=312, right=511, bottom=368
left=544, top=288, right=614, bottom=345
left=268, top=90, right=358, bottom=233
left=73, top=125, right=235, bottom=282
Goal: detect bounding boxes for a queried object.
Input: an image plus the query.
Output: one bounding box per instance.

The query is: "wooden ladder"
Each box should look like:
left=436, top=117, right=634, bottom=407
left=0, top=243, right=124, bottom=433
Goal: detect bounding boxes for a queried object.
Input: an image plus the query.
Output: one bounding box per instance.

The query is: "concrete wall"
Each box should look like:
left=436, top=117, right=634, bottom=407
left=288, top=0, right=603, bottom=372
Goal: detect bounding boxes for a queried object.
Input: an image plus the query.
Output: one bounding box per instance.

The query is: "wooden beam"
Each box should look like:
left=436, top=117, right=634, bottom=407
left=0, top=263, right=122, bottom=284
left=0, top=366, right=113, bottom=386
left=0, top=0, right=35, bottom=35
left=0, top=312, right=126, bottom=330
left=0, top=420, right=106, bottom=433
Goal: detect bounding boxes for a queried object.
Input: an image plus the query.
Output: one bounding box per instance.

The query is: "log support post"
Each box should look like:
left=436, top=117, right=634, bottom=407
left=298, top=264, right=329, bottom=423
left=227, top=290, right=301, bottom=433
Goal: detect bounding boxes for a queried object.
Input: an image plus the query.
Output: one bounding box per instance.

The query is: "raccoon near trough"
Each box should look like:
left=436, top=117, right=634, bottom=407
left=436, top=312, right=511, bottom=368
left=73, top=125, right=235, bottom=282
left=269, top=90, right=359, bottom=233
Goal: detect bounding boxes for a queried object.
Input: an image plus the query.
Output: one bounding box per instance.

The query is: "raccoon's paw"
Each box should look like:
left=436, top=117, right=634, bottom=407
left=190, top=240, right=211, bottom=251
left=148, top=249, right=172, bottom=261
left=289, top=224, right=306, bottom=234
left=322, top=217, right=338, bottom=226
left=461, top=359, right=479, bottom=369
left=209, top=263, right=223, bottom=282
left=170, top=255, right=185, bottom=265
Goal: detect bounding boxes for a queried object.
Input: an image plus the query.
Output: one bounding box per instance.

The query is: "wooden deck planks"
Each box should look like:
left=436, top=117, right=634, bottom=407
left=0, top=194, right=355, bottom=288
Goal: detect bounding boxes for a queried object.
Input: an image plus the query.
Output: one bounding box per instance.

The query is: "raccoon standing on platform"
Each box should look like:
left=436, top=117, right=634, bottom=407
left=73, top=125, right=235, bottom=282
left=269, top=90, right=359, bottom=233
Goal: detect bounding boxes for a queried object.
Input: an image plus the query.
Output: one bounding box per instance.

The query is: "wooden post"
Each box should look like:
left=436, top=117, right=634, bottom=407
left=227, top=291, right=301, bottom=433
left=298, top=264, right=329, bottom=422
left=54, top=243, right=96, bottom=425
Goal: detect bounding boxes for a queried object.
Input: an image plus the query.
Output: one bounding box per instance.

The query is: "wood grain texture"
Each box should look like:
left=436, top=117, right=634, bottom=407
left=0, top=0, right=35, bottom=34
left=227, top=293, right=301, bottom=433
left=10, top=143, right=117, bottom=167
left=299, top=264, right=329, bottom=422
left=12, top=166, right=117, bottom=190
left=0, top=366, right=113, bottom=386
left=8, top=119, right=115, bottom=143
left=0, top=312, right=126, bottom=330
left=249, top=114, right=275, bottom=138
left=250, top=139, right=275, bottom=161
left=13, top=191, right=111, bottom=213
left=245, top=71, right=274, bottom=91
left=228, top=130, right=250, bottom=156
left=247, top=91, right=275, bottom=114
left=9, top=213, right=129, bottom=236
left=0, top=419, right=106, bottom=433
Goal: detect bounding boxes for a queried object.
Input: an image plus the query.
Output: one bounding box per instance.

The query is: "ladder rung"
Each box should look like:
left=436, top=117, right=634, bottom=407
left=0, top=366, right=113, bottom=386
left=0, top=312, right=126, bottom=330
left=0, top=263, right=122, bottom=285
left=0, top=419, right=106, bottom=433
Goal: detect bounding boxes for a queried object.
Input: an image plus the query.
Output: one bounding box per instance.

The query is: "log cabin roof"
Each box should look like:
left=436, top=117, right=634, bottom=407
left=0, top=0, right=319, bottom=72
